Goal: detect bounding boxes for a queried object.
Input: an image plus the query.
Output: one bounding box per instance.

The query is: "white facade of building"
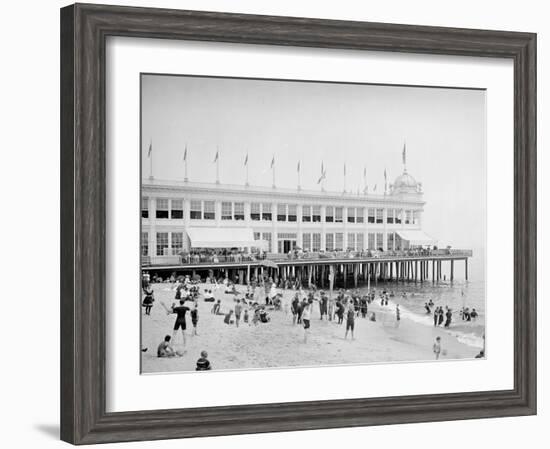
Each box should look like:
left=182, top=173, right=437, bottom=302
left=141, top=170, right=429, bottom=259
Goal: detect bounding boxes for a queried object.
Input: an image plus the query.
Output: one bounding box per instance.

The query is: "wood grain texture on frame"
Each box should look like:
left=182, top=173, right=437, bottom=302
left=60, top=3, right=536, bottom=444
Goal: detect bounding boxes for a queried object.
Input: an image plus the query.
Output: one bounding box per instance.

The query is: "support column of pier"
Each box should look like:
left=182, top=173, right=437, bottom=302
left=465, top=258, right=468, bottom=281
left=450, top=259, right=454, bottom=282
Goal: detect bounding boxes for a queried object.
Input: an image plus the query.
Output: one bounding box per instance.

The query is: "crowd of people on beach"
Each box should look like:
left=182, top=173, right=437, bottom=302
left=142, top=271, right=483, bottom=367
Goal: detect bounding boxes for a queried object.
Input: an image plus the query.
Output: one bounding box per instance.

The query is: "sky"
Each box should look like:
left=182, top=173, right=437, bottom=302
left=141, top=74, right=486, bottom=252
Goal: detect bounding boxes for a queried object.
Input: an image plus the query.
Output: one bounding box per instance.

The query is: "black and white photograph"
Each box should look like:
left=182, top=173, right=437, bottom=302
left=139, top=74, right=486, bottom=373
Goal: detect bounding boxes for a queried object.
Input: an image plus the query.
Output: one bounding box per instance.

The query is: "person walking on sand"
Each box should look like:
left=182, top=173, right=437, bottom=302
left=344, top=303, right=356, bottom=340
left=234, top=299, right=243, bottom=328
left=433, top=336, right=442, bottom=360
left=433, top=307, right=439, bottom=326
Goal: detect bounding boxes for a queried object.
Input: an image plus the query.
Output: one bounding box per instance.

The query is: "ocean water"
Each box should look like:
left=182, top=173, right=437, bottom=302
left=354, top=252, right=486, bottom=349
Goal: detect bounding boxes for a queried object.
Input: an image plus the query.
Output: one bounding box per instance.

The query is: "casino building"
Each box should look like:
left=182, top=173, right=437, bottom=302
left=141, top=168, right=436, bottom=266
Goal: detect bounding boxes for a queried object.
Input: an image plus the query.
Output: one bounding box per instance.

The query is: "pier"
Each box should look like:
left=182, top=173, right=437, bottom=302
left=142, top=249, right=472, bottom=288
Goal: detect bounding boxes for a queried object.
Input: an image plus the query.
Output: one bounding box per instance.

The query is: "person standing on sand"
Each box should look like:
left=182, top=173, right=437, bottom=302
left=344, top=303, right=356, bottom=340
left=433, top=307, right=439, bottom=326
left=234, top=299, right=243, bottom=328
left=395, top=304, right=401, bottom=328
left=162, top=299, right=190, bottom=348
left=142, top=286, right=154, bottom=315
left=444, top=307, right=452, bottom=328
left=433, top=336, right=442, bottom=360
left=302, top=298, right=315, bottom=343
left=190, top=301, right=199, bottom=336
left=320, top=291, right=328, bottom=320
left=438, top=307, right=445, bottom=326
left=336, top=299, right=345, bottom=324
left=291, top=293, right=300, bottom=325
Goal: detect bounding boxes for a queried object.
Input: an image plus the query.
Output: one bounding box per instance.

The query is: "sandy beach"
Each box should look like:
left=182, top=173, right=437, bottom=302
left=141, top=282, right=482, bottom=374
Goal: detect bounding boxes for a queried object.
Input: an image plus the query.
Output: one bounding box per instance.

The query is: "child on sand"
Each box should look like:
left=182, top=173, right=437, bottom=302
left=157, top=335, right=183, bottom=358
left=212, top=299, right=222, bottom=315
left=223, top=310, right=234, bottom=325
left=243, top=308, right=249, bottom=324
left=195, top=350, right=212, bottom=371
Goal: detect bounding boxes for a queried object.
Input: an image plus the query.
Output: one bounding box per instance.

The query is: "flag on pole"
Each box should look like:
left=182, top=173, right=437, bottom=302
left=147, top=141, right=152, bottom=157
left=373, top=184, right=377, bottom=191
left=244, top=152, right=248, bottom=166
left=317, top=162, right=326, bottom=184
left=297, top=161, right=300, bottom=172
left=183, top=145, right=187, bottom=161
left=213, top=150, right=219, bottom=163
left=270, top=155, right=275, bottom=168
left=402, top=142, right=407, bottom=165
left=384, top=168, right=387, bottom=182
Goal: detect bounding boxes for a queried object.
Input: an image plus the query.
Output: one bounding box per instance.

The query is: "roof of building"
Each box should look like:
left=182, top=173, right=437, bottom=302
left=142, top=178, right=425, bottom=206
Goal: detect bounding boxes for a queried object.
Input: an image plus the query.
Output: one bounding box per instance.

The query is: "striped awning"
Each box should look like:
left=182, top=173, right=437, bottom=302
left=396, top=230, right=437, bottom=246
left=186, top=227, right=256, bottom=248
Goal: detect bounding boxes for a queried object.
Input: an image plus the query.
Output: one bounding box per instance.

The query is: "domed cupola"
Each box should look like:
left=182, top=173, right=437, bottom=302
left=391, top=169, right=422, bottom=195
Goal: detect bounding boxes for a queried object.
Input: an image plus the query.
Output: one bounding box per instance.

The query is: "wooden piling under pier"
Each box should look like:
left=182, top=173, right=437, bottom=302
left=143, top=252, right=473, bottom=289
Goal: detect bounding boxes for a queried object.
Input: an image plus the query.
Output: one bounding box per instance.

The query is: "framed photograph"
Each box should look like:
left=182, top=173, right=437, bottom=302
left=60, top=3, right=536, bottom=445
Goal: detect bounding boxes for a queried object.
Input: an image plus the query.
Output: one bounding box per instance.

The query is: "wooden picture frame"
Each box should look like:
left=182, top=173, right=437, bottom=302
left=60, top=3, right=536, bottom=444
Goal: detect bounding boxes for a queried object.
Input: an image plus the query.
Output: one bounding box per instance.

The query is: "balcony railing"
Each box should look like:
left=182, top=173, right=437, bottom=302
left=142, top=248, right=472, bottom=267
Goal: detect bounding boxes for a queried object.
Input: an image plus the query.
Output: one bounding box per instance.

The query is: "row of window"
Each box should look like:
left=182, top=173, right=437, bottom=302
left=141, top=231, right=184, bottom=256
left=142, top=198, right=420, bottom=224
left=141, top=230, right=410, bottom=256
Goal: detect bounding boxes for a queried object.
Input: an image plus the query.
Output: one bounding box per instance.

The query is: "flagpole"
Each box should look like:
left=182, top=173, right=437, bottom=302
left=403, top=141, right=407, bottom=173
left=271, top=155, right=276, bottom=188
left=148, top=139, right=153, bottom=179
left=297, top=161, right=301, bottom=191
left=184, top=144, right=188, bottom=182
left=245, top=152, right=249, bottom=187
left=216, top=146, right=220, bottom=184
left=343, top=163, right=347, bottom=193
